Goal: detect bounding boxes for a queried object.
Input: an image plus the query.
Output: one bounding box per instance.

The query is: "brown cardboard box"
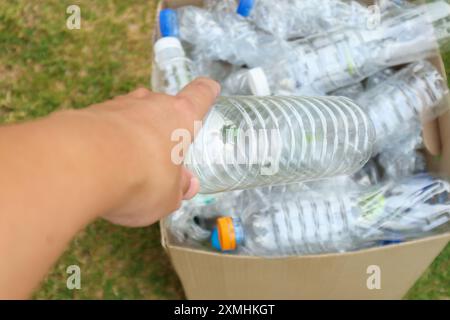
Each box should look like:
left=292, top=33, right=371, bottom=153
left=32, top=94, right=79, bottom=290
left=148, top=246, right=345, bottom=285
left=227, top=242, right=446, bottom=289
left=153, top=0, right=450, bottom=299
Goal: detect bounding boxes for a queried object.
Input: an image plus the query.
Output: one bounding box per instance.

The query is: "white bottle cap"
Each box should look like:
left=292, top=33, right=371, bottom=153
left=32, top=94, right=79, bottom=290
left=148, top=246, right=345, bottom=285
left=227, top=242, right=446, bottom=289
left=248, top=67, right=271, bottom=96
left=423, top=0, right=450, bottom=23
left=153, top=37, right=185, bottom=66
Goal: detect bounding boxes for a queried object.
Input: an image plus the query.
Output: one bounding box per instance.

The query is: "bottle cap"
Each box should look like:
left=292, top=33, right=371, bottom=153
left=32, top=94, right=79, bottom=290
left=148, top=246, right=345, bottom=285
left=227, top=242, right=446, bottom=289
left=212, top=217, right=244, bottom=251
left=210, top=227, right=221, bottom=251
left=159, top=8, right=179, bottom=37
left=237, top=0, right=255, bottom=17
left=248, top=67, right=271, bottom=96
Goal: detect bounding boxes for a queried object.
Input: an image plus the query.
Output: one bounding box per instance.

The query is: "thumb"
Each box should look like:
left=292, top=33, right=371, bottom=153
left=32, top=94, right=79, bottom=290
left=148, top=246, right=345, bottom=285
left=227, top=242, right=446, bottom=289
left=176, top=77, right=221, bottom=131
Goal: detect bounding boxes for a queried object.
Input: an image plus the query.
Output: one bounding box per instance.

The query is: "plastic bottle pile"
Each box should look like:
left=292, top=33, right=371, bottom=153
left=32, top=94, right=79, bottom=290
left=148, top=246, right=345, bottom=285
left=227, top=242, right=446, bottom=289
left=153, top=0, right=450, bottom=256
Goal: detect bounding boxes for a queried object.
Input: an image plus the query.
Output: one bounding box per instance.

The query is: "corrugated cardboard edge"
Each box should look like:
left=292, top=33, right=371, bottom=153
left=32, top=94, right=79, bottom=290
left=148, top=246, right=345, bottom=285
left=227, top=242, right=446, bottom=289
left=166, top=233, right=450, bottom=300
left=154, top=0, right=450, bottom=299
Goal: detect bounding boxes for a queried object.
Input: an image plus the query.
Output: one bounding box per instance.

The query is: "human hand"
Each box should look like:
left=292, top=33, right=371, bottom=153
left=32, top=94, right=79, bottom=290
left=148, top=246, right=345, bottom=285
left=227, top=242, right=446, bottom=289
left=75, top=78, right=220, bottom=227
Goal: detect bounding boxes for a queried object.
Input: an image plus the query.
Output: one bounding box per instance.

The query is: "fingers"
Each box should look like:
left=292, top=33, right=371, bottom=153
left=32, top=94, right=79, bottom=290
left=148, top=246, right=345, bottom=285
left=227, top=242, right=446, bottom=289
left=176, top=77, right=221, bottom=122
left=183, top=177, right=199, bottom=200
left=127, top=87, right=152, bottom=98
left=180, top=169, right=200, bottom=200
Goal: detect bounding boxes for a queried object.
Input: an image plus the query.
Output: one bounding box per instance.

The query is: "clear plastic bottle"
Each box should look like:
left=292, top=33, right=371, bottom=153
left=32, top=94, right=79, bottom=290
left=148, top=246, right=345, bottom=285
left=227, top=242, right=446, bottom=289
left=236, top=0, right=373, bottom=40
left=184, top=95, right=376, bottom=194
left=211, top=174, right=450, bottom=255
left=177, top=6, right=231, bottom=62
left=153, top=9, right=195, bottom=95
left=356, top=60, right=449, bottom=151
left=203, top=0, right=237, bottom=14
left=177, top=5, right=290, bottom=67
left=258, top=1, right=450, bottom=95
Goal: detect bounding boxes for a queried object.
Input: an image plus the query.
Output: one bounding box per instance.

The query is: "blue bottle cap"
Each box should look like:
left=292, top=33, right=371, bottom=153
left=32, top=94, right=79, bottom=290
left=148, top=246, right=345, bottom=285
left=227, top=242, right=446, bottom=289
left=159, top=9, right=179, bottom=37
left=211, top=227, right=222, bottom=251
left=211, top=217, right=244, bottom=252
left=237, top=0, right=255, bottom=17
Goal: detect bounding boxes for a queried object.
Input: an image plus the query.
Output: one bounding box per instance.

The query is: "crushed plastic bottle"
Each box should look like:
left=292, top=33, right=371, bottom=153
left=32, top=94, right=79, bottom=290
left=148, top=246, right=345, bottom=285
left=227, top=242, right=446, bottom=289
left=210, top=174, right=450, bottom=255
left=357, top=60, right=449, bottom=151
left=377, top=123, right=426, bottom=180
left=184, top=95, right=376, bottom=194
left=178, top=5, right=291, bottom=67
left=177, top=6, right=231, bottom=62
left=203, top=0, right=236, bottom=14
left=256, top=1, right=450, bottom=95
left=192, top=53, right=233, bottom=83
left=153, top=9, right=195, bottom=95
left=352, top=123, right=425, bottom=186
left=236, top=0, right=375, bottom=40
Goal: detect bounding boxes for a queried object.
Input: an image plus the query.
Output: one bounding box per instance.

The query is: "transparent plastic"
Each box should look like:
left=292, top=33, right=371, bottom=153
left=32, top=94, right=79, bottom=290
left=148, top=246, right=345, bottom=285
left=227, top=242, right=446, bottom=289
left=259, top=2, right=450, bottom=95
left=353, top=158, right=383, bottom=187
left=178, top=5, right=290, bottom=67
left=191, top=50, right=234, bottom=83
left=178, top=6, right=231, bottom=62
left=185, top=95, right=376, bottom=194
left=221, top=68, right=253, bottom=95
left=357, top=60, right=449, bottom=151
left=166, top=192, right=242, bottom=246
left=224, top=174, right=450, bottom=256
left=377, top=123, right=426, bottom=180
left=240, top=0, right=374, bottom=40
left=331, top=82, right=365, bottom=99
left=203, top=0, right=236, bottom=14
left=364, top=68, right=395, bottom=90
left=153, top=37, right=196, bottom=95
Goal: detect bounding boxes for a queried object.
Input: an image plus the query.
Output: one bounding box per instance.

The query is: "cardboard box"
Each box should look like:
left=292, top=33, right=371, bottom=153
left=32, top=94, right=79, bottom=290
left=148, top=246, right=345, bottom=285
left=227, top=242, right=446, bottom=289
left=152, top=0, right=450, bottom=299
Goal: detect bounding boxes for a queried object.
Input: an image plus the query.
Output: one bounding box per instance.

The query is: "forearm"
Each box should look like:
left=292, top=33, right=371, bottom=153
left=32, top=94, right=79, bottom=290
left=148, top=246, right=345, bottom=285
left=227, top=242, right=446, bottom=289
left=0, top=80, right=219, bottom=299
left=0, top=110, right=134, bottom=298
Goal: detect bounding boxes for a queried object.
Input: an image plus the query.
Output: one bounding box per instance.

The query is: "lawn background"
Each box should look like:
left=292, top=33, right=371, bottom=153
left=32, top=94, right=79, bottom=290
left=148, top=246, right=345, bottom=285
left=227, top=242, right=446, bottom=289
left=0, top=0, right=448, bottom=299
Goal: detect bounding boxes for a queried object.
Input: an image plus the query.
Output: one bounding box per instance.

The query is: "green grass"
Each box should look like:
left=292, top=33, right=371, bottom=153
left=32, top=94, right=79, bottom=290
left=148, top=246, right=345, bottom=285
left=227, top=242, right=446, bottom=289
left=0, top=0, right=448, bottom=300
